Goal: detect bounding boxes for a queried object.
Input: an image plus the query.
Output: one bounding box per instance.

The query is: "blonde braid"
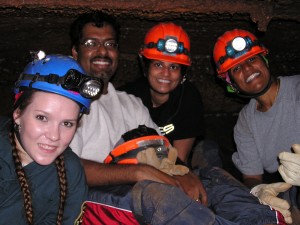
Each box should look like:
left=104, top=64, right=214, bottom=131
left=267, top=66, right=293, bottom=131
left=55, top=154, right=67, bottom=225
left=10, top=129, right=33, bottom=224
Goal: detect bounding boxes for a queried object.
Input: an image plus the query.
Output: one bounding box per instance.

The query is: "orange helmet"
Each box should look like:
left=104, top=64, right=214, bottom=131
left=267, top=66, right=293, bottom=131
left=104, top=125, right=170, bottom=164
left=140, top=22, right=191, bottom=66
left=213, top=29, right=268, bottom=77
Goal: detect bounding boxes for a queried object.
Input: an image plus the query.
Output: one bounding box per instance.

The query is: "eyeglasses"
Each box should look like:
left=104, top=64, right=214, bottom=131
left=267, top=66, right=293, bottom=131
left=17, top=69, right=103, bottom=99
left=80, top=39, right=118, bottom=50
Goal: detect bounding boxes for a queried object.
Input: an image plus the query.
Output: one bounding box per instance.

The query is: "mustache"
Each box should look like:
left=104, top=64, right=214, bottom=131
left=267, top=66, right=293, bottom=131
left=91, top=56, right=112, bottom=63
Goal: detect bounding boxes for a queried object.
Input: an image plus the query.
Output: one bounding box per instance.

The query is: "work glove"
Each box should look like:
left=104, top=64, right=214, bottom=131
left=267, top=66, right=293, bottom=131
left=279, top=143, right=300, bottom=186
left=137, top=146, right=189, bottom=176
left=250, top=182, right=293, bottom=224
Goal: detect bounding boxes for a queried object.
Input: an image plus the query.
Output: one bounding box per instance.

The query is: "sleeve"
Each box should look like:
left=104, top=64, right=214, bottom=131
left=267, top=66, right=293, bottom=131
left=62, top=149, right=88, bottom=224
left=232, top=108, right=264, bottom=175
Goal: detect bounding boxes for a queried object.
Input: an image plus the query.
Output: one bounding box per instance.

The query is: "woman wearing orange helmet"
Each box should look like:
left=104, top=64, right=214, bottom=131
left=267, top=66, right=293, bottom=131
left=119, top=22, right=206, bottom=164
left=213, top=29, right=300, bottom=223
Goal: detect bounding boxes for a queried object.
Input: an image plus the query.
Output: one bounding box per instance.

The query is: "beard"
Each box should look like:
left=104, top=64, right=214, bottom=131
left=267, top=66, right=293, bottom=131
left=91, top=70, right=113, bottom=84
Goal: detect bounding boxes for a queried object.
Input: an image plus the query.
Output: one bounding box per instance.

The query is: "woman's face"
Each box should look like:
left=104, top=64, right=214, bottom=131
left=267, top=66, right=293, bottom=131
left=147, top=60, right=182, bottom=95
left=229, top=55, right=270, bottom=94
left=13, top=92, right=80, bottom=165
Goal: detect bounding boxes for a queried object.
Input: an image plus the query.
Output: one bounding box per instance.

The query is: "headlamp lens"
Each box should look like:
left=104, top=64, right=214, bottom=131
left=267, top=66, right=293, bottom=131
left=165, top=39, right=178, bottom=53
left=81, top=80, right=102, bottom=98
left=232, top=37, right=246, bottom=51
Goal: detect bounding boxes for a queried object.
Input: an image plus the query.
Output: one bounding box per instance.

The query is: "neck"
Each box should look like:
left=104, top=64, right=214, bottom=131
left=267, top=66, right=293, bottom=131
left=102, top=82, right=109, bottom=95
left=150, top=90, right=169, bottom=108
left=256, top=78, right=280, bottom=112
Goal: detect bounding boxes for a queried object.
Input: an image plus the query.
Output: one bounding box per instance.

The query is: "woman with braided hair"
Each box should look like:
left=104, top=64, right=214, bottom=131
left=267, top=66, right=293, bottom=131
left=0, top=52, right=103, bottom=224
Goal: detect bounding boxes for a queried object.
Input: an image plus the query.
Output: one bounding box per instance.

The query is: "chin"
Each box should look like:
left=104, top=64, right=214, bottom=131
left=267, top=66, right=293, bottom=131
left=35, top=157, right=57, bottom=166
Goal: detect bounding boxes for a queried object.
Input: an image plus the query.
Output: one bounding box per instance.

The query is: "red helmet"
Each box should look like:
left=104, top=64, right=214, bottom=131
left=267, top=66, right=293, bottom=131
left=213, top=29, right=268, bottom=77
left=104, top=125, right=170, bottom=164
left=140, top=22, right=191, bottom=66
left=104, top=135, right=170, bottom=164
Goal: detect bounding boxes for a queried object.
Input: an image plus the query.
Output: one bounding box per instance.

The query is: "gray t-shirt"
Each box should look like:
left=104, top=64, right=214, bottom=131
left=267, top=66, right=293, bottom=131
left=232, top=75, right=300, bottom=175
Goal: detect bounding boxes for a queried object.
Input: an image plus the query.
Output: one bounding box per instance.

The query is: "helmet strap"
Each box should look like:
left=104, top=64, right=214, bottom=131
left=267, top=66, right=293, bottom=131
left=227, top=72, right=273, bottom=98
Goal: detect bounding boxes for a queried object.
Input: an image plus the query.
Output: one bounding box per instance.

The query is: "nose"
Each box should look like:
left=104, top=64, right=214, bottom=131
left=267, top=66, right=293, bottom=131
left=45, top=124, right=60, bottom=141
left=242, top=61, right=253, bottom=73
left=162, top=65, right=171, bottom=76
left=96, top=44, right=108, bottom=56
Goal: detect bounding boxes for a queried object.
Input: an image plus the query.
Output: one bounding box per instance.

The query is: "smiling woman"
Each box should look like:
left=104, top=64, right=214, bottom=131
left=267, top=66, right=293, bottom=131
left=0, top=52, right=102, bottom=225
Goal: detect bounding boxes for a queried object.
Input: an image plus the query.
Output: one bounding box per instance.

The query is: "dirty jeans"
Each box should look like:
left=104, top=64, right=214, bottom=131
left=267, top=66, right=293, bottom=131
left=88, top=167, right=281, bottom=225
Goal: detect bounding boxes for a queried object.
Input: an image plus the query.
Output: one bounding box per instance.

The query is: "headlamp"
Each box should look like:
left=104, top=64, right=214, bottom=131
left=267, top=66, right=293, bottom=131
left=217, top=36, right=259, bottom=67
left=62, top=69, right=103, bottom=98
left=225, top=36, right=254, bottom=58
left=17, top=69, right=103, bottom=99
left=146, top=37, right=188, bottom=55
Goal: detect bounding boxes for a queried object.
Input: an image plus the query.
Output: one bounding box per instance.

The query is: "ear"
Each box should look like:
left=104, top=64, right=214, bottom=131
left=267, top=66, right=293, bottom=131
left=13, top=108, right=21, bottom=125
left=72, top=46, right=78, bottom=60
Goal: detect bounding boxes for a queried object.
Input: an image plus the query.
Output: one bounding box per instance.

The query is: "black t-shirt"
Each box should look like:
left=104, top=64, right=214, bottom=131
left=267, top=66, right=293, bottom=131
left=118, top=77, right=205, bottom=144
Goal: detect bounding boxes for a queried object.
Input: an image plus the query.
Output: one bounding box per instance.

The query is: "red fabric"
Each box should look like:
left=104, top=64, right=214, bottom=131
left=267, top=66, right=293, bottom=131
left=270, top=207, right=286, bottom=225
left=80, top=201, right=140, bottom=225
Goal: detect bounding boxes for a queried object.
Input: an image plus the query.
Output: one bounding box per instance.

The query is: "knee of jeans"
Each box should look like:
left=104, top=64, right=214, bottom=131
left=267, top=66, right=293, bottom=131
left=133, top=181, right=216, bottom=225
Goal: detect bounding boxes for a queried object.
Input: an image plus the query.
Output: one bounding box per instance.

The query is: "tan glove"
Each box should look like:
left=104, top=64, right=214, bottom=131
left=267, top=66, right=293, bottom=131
left=137, top=146, right=189, bottom=176
left=250, top=182, right=293, bottom=224
left=279, top=143, right=300, bottom=186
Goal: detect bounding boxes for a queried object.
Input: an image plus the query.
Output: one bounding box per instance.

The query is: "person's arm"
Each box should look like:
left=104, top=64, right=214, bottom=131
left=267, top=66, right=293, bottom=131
left=243, top=174, right=263, bottom=189
left=81, top=158, right=180, bottom=187
left=81, top=158, right=208, bottom=205
left=173, top=137, right=196, bottom=164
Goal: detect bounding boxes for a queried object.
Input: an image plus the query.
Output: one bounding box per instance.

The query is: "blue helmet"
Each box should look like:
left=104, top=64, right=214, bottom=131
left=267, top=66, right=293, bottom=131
left=15, top=52, right=103, bottom=113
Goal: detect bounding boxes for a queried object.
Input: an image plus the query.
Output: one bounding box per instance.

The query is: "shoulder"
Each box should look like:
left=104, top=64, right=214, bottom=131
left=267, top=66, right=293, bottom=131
left=236, top=100, right=256, bottom=122
left=116, top=89, right=147, bottom=110
left=0, top=117, right=12, bottom=162
left=63, top=148, right=83, bottom=171
left=0, top=116, right=11, bottom=134
left=180, top=81, right=203, bottom=109
left=182, top=81, right=203, bottom=101
left=279, top=75, right=300, bottom=99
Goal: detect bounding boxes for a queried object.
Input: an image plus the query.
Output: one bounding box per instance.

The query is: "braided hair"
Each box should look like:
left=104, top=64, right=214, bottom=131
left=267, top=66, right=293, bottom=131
left=11, top=89, right=68, bottom=225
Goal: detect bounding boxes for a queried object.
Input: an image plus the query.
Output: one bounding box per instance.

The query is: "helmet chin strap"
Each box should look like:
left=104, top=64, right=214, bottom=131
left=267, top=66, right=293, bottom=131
left=233, top=76, right=273, bottom=98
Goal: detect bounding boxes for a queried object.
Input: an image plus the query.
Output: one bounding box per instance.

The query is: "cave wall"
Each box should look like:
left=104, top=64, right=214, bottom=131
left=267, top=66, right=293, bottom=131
left=0, top=0, right=299, bottom=154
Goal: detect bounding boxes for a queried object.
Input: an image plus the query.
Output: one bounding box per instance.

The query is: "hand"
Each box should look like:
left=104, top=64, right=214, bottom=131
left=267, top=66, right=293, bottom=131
left=174, top=171, right=208, bottom=206
left=250, top=182, right=293, bottom=224
left=278, top=143, right=300, bottom=186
